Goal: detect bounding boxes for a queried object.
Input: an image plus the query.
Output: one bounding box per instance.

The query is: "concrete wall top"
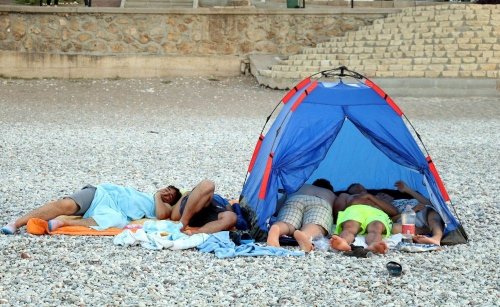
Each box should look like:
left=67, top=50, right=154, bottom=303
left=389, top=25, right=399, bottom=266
left=0, top=5, right=400, bottom=15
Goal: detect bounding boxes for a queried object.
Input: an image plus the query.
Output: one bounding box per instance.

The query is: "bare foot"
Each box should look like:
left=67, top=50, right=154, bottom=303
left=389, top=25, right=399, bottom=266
left=266, top=224, right=281, bottom=247
left=329, top=235, right=351, bottom=251
left=179, top=220, right=188, bottom=232
left=293, top=230, right=313, bottom=252
left=48, top=219, right=64, bottom=231
left=367, top=241, right=389, bottom=254
left=413, top=235, right=441, bottom=246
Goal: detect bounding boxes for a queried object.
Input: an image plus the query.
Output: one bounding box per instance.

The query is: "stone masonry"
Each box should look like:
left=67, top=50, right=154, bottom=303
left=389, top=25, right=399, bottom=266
left=0, top=9, right=386, bottom=57
left=258, top=4, right=500, bottom=89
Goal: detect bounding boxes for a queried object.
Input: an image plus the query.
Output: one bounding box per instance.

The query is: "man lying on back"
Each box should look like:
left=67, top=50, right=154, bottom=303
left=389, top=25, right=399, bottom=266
left=330, top=183, right=398, bottom=254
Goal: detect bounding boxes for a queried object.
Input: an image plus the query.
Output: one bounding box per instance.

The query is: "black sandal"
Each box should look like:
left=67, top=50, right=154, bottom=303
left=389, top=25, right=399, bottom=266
left=343, top=244, right=372, bottom=258
left=386, top=261, right=403, bottom=277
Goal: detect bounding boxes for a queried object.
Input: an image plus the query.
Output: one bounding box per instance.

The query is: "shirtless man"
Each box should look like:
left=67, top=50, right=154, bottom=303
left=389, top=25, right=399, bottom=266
left=382, top=180, right=444, bottom=246
left=330, top=183, right=398, bottom=254
left=266, top=179, right=336, bottom=252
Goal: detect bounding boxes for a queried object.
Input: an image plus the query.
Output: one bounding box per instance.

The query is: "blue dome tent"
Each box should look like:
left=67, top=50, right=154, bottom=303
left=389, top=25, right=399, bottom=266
left=240, top=67, right=467, bottom=245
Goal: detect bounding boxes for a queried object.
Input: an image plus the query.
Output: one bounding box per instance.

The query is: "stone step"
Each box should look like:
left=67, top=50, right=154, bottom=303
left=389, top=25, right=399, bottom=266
left=303, top=41, right=499, bottom=55
left=258, top=4, right=500, bottom=91
left=347, top=25, right=496, bottom=37
left=271, top=59, right=499, bottom=70
left=261, top=66, right=499, bottom=80
left=290, top=54, right=500, bottom=65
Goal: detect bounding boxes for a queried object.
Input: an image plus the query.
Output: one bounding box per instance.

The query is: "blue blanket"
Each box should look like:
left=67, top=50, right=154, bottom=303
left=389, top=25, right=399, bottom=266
left=197, top=231, right=305, bottom=258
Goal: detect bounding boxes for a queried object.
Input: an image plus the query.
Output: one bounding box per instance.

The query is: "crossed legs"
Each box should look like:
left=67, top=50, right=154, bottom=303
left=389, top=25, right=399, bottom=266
left=413, top=210, right=444, bottom=245
left=1, top=198, right=91, bottom=234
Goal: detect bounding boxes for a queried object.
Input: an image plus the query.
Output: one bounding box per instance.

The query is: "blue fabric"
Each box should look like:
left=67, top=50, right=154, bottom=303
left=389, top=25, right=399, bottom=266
left=197, top=231, right=304, bottom=258
left=241, top=81, right=461, bottom=235
left=83, top=183, right=155, bottom=230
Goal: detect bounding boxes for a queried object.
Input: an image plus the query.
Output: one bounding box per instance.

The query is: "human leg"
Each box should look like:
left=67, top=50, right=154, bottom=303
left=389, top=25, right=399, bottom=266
left=266, top=222, right=295, bottom=247
left=178, top=180, right=215, bottom=230
left=2, top=186, right=95, bottom=235
left=185, top=211, right=237, bottom=235
left=266, top=196, right=306, bottom=247
left=330, top=220, right=361, bottom=251
left=47, top=216, right=98, bottom=231
left=1, top=198, right=80, bottom=235
left=294, top=223, right=326, bottom=252
left=296, top=198, right=332, bottom=252
left=365, top=221, right=389, bottom=254
left=414, top=210, right=444, bottom=245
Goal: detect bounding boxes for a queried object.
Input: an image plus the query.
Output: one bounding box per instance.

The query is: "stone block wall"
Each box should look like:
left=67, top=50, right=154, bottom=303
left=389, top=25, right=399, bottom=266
left=0, top=8, right=387, bottom=57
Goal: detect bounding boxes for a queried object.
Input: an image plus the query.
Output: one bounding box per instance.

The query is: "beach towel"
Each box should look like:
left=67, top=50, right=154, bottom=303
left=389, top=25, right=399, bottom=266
left=197, top=231, right=305, bottom=258
left=113, top=220, right=209, bottom=250
left=26, top=218, right=123, bottom=236
left=352, top=233, right=404, bottom=250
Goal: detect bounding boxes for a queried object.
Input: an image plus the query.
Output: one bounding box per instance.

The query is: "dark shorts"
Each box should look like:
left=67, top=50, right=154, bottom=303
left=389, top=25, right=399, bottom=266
left=64, top=184, right=97, bottom=216
left=179, top=195, right=228, bottom=228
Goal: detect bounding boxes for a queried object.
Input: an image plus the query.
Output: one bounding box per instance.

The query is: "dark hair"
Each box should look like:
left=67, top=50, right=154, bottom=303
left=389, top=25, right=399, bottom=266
left=347, top=183, right=365, bottom=194
left=312, top=178, right=334, bottom=192
left=168, top=185, right=182, bottom=205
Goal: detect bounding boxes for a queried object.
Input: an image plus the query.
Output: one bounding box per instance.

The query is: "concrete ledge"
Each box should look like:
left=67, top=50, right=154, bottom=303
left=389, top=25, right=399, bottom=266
left=255, top=71, right=500, bottom=97
left=0, top=5, right=400, bottom=14
left=0, top=51, right=242, bottom=78
left=372, top=78, right=500, bottom=97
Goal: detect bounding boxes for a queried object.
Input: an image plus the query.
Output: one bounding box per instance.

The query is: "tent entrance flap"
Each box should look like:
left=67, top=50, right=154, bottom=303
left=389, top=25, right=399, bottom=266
left=309, top=119, right=428, bottom=196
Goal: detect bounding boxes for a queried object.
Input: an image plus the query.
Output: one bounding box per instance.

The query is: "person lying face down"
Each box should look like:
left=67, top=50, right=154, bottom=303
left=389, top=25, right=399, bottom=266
left=1, top=183, right=182, bottom=234
left=330, top=183, right=399, bottom=255
left=266, top=178, right=337, bottom=252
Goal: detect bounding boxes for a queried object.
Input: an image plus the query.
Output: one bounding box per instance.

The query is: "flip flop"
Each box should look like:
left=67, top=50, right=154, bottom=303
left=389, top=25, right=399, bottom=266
left=386, top=261, right=403, bottom=277
left=278, top=235, right=298, bottom=246
left=343, top=245, right=373, bottom=258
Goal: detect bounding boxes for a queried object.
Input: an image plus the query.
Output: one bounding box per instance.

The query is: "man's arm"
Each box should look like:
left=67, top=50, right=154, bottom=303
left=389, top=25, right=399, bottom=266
left=154, top=192, right=172, bottom=220
left=361, top=194, right=399, bottom=217
left=395, top=181, right=431, bottom=206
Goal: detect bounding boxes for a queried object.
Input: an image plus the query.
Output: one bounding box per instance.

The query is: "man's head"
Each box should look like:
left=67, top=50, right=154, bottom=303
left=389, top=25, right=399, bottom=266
left=376, top=192, right=394, bottom=204
left=159, top=185, right=182, bottom=205
left=312, top=178, right=334, bottom=192
left=347, top=183, right=367, bottom=195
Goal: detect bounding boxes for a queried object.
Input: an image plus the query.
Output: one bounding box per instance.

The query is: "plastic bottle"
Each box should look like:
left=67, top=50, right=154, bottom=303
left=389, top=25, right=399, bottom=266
left=401, top=205, right=416, bottom=243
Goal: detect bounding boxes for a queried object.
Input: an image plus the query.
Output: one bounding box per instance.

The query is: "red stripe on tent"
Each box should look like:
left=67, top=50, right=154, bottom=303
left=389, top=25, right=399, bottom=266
left=427, top=156, right=451, bottom=202
left=258, top=152, right=274, bottom=200
left=291, top=81, right=318, bottom=111
left=282, top=78, right=311, bottom=104
left=386, top=96, right=404, bottom=116
left=247, top=134, right=264, bottom=173
left=365, top=79, right=403, bottom=116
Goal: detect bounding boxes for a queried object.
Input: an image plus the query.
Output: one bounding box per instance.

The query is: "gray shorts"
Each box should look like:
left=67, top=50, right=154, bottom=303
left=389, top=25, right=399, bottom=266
left=64, top=185, right=97, bottom=216
left=276, top=195, right=333, bottom=235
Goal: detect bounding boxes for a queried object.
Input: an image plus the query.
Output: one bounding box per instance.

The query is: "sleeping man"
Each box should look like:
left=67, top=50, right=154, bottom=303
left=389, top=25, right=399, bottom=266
left=1, top=183, right=183, bottom=234
left=266, top=178, right=336, bottom=252
left=378, top=180, right=445, bottom=246
left=169, top=179, right=238, bottom=235
left=330, top=183, right=398, bottom=254
left=1, top=179, right=238, bottom=235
